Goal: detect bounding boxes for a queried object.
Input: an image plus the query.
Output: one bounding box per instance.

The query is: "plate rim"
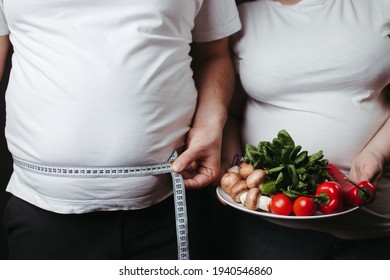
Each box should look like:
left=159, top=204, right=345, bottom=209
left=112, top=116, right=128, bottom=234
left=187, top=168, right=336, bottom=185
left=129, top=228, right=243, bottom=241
left=216, top=186, right=359, bottom=220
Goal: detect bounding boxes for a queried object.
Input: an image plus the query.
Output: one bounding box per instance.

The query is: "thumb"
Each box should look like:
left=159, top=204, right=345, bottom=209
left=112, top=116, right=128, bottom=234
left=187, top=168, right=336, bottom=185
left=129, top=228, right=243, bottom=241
left=172, top=149, right=196, bottom=173
left=356, top=163, right=381, bottom=184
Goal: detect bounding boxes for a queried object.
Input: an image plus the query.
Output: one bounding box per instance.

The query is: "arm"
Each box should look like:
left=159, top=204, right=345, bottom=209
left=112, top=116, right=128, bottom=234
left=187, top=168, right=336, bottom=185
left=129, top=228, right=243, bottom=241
left=349, top=116, right=390, bottom=185
left=220, top=74, right=247, bottom=173
left=172, top=37, right=235, bottom=189
left=0, top=35, right=9, bottom=80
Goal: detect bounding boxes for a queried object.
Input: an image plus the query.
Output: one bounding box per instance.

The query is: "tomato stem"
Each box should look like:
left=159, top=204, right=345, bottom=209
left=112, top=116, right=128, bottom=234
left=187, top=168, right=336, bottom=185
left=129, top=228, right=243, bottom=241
left=298, top=193, right=329, bottom=206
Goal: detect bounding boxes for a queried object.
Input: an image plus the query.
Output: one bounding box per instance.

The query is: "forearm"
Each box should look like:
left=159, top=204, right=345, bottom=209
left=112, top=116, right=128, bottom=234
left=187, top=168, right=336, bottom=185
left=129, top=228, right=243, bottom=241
left=350, top=116, right=390, bottom=184
left=363, top=117, right=390, bottom=165
left=0, top=35, right=10, bottom=80
left=221, top=114, right=243, bottom=171
left=191, top=38, right=235, bottom=130
left=221, top=75, right=247, bottom=171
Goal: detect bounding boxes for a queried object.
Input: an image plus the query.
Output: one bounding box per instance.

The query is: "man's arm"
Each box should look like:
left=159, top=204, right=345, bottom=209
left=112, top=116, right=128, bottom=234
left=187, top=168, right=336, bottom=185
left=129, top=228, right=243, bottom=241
left=0, top=35, right=9, bottom=80
left=220, top=74, right=247, bottom=173
left=172, top=37, right=235, bottom=189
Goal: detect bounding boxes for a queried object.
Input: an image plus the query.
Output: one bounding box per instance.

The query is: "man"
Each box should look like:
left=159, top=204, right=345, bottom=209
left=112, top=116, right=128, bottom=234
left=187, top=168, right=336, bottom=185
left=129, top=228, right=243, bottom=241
left=0, top=0, right=241, bottom=259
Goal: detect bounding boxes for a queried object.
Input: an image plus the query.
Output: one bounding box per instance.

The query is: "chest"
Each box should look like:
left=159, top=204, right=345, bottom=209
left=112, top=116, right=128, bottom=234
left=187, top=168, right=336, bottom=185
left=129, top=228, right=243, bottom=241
left=235, top=1, right=390, bottom=98
left=2, top=0, right=202, bottom=38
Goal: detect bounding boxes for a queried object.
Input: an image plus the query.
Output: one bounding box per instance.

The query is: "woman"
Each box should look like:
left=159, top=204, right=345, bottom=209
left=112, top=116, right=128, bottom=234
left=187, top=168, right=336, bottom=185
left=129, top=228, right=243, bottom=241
left=218, top=0, right=390, bottom=259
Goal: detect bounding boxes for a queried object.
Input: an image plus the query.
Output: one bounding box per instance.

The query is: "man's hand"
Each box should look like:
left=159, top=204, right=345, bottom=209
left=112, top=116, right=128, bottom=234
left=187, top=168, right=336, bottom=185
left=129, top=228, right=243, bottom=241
left=172, top=124, right=222, bottom=189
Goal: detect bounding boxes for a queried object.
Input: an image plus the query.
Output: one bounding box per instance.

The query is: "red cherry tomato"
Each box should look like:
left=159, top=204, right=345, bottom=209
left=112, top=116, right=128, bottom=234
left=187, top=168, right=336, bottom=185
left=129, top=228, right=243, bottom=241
left=270, top=193, right=293, bottom=216
left=293, top=196, right=317, bottom=216
left=315, top=181, right=343, bottom=214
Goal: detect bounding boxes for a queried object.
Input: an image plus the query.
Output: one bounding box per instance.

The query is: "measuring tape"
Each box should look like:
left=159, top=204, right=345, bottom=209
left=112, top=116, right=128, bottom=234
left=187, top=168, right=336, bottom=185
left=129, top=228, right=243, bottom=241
left=13, top=151, right=190, bottom=260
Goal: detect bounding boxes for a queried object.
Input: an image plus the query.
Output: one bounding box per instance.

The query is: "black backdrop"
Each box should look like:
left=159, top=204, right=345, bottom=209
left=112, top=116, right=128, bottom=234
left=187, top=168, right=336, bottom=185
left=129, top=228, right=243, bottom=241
left=0, top=0, right=252, bottom=260
left=0, top=49, right=12, bottom=260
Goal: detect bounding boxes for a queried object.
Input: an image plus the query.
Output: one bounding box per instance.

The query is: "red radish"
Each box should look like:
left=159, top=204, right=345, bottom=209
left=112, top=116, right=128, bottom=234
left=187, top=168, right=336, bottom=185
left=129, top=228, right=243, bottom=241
left=326, top=163, right=350, bottom=186
left=326, top=163, right=376, bottom=206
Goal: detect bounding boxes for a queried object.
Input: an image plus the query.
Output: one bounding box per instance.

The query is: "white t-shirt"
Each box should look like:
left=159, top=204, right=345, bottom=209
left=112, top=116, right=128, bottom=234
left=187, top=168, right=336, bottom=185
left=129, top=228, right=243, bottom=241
left=0, top=0, right=241, bottom=213
left=234, top=0, right=390, bottom=239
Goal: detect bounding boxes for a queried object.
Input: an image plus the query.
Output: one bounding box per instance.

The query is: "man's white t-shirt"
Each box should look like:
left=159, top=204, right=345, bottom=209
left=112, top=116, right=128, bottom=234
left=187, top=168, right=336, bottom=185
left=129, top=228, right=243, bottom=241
left=234, top=0, right=390, bottom=239
left=0, top=0, right=241, bottom=213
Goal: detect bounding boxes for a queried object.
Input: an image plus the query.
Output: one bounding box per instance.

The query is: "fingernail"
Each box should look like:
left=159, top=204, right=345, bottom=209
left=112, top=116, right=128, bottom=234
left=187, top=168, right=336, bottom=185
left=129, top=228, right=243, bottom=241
left=172, top=162, right=181, bottom=172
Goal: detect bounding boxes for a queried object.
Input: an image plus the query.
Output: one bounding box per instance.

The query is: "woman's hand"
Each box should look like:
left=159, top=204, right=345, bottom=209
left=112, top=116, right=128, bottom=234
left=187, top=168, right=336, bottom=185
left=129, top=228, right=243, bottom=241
left=349, top=117, right=390, bottom=185
left=349, top=150, right=384, bottom=186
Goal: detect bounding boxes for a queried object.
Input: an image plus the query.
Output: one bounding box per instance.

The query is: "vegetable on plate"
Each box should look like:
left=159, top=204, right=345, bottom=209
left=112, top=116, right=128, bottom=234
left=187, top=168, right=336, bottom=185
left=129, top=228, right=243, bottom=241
left=293, top=196, right=316, bottom=216
left=326, top=163, right=376, bottom=206
left=269, top=193, right=293, bottom=216
left=314, top=181, right=343, bottom=214
left=219, top=129, right=375, bottom=217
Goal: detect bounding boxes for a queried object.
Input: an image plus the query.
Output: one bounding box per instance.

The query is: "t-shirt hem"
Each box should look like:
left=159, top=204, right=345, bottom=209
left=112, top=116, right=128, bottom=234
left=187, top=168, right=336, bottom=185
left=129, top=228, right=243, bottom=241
left=6, top=187, right=173, bottom=214
left=193, top=18, right=241, bottom=42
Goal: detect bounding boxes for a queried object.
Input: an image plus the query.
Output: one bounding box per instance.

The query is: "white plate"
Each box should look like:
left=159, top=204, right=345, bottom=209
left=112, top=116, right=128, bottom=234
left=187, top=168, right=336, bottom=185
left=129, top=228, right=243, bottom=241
left=216, top=186, right=359, bottom=220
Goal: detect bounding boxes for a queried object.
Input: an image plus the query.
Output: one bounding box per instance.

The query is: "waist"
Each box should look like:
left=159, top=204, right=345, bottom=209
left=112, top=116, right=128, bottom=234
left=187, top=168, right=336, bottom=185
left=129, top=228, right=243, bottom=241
left=13, top=156, right=175, bottom=179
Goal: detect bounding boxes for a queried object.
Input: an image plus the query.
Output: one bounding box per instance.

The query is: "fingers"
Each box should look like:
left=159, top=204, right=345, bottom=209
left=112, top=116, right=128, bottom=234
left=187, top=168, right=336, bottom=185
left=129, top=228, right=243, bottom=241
left=183, top=166, right=219, bottom=189
left=349, top=164, right=370, bottom=183
left=171, top=148, right=220, bottom=189
left=350, top=153, right=383, bottom=185
left=171, top=149, right=196, bottom=173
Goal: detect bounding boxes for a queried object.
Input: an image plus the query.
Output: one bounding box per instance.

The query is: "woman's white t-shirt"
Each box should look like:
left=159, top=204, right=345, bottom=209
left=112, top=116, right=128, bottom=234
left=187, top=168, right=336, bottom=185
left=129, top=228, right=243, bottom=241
left=0, top=0, right=241, bottom=213
left=233, top=0, right=390, bottom=239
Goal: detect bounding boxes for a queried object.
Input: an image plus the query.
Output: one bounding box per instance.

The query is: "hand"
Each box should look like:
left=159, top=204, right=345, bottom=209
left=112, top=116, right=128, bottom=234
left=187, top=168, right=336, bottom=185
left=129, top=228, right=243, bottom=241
left=349, top=150, right=384, bottom=186
left=172, top=125, right=222, bottom=189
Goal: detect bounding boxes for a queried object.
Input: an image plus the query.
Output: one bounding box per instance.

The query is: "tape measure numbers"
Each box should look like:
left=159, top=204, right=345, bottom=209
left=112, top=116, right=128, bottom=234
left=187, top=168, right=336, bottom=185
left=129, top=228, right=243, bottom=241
left=13, top=151, right=190, bottom=260
left=168, top=152, right=190, bottom=260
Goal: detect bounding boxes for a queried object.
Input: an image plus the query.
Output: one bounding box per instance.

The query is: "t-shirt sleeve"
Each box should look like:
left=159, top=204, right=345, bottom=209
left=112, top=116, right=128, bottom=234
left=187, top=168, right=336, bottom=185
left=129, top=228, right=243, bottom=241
left=192, top=0, right=241, bottom=42
left=383, top=0, right=390, bottom=36
left=231, top=3, right=251, bottom=75
left=0, top=4, right=9, bottom=35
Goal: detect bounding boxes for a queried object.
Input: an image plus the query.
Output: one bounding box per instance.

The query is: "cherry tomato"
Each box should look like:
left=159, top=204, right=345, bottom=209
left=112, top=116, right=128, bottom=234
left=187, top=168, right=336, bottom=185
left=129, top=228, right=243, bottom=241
left=293, top=196, right=316, bottom=216
left=315, top=181, right=343, bottom=214
left=270, top=193, right=293, bottom=216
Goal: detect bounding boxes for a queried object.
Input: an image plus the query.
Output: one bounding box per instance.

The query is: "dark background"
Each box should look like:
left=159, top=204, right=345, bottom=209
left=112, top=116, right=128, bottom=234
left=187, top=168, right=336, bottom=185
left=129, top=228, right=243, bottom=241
left=0, top=0, right=252, bottom=260
left=1, top=48, right=12, bottom=259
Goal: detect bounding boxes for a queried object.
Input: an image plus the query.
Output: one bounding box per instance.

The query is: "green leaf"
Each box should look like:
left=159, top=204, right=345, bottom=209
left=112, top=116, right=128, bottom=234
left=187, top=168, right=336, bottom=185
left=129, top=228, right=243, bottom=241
left=267, top=165, right=285, bottom=175
left=281, top=146, right=294, bottom=164
left=287, top=164, right=299, bottom=187
left=298, top=173, right=308, bottom=181
left=275, top=171, right=290, bottom=190
left=307, top=165, right=321, bottom=174
left=260, top=180, right=277, bottom=195
left=244, top=144, right=259, bottom=164
left=277, top=129, right=295, bottom=147
left=281, top=190, right=299, bottom=198
left=308, top=150, right=324, bottom=166
left=289, top=145, right=302, bottom=162
left=297, top=180, right=308, bottom=189
left=294, top=151, right=308, bottom=165
left=272, top=138, right=284, bottom=155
